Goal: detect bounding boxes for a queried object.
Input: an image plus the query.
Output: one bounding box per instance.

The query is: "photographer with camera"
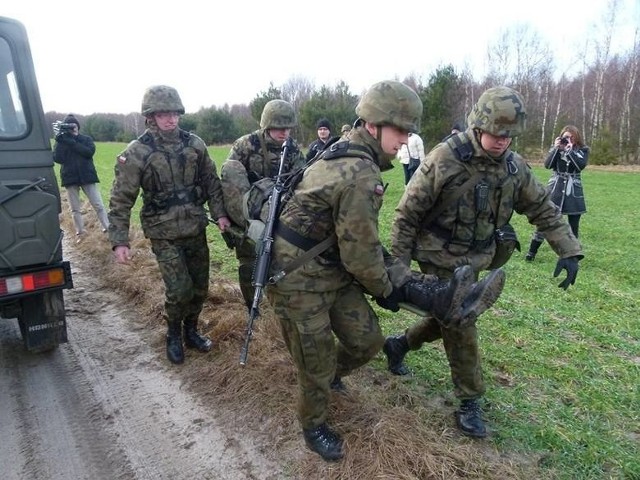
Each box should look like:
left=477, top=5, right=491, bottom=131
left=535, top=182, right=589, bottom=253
left=53, top=114, right=109, bottom=241
left=525, top=125, right=589, bottom=261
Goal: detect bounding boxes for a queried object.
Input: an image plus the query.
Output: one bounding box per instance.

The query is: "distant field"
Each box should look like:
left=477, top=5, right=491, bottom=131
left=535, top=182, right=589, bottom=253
left=61, top=141, right=639, bottom=479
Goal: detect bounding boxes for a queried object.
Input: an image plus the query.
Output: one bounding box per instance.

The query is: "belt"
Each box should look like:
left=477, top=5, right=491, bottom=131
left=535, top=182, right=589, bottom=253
left=427, top=224, right=493, bottom=250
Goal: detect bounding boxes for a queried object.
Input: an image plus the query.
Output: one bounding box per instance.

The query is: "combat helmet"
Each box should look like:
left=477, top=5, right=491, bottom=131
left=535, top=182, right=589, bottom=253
left=260, top=100, right=297, bottom=129
left=467, top=86, right=526, bottom=137
left=141, top=85, right=185, bottom=116
left=355, top=80, right=422, bottom=133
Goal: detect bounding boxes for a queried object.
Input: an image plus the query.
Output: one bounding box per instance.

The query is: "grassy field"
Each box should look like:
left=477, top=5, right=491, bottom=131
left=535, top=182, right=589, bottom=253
left=68, top=142, right=639, bottom=479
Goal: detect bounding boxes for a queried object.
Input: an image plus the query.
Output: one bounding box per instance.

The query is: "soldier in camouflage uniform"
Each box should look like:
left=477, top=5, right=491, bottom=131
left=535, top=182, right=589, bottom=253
left=220, top=100, right=306, bottom=309
left=384, top=86, right=584, bottom=438
left=108, top=85, right=231, bottom=365
left=265, top=81, right=507, bottom=461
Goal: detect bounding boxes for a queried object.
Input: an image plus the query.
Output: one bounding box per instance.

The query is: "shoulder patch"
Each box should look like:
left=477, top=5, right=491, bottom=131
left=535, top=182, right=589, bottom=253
left=374, top=184, right=385, bottom=196
left=117, top=155, right=127, bottom=164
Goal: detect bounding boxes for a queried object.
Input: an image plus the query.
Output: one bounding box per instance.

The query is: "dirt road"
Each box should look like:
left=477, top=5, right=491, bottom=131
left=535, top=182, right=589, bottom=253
left=0, top=244, right=280, bottom=480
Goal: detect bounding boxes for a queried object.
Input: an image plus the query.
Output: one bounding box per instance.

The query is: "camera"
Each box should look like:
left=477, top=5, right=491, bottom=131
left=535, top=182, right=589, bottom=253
left=559, top=136, right=569, bottom=145
left=52, top=121, right=76, bottom=136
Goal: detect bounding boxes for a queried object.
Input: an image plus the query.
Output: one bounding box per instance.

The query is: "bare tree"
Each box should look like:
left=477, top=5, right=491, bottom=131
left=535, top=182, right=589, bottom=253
left=485, top=24, right=554, bottom=151
left=589, top=0, right=618, bottom=141
left=620, top=29, right=639, bottom=160
left=281, top=76, right=314, bottom=112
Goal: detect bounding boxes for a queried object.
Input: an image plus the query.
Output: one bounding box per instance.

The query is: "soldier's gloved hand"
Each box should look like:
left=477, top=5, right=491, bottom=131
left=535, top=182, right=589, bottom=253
left=553, top=256, right=580, bottom=290
left=375, top=286, right=405, bottom=312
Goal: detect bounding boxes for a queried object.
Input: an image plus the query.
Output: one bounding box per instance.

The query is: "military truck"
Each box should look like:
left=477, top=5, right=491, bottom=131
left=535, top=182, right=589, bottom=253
left=0, top=17, right=73, bottom=351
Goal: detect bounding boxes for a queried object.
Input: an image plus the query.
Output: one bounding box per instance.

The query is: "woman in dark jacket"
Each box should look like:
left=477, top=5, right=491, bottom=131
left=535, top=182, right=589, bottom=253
left=525, top=124, right=589, bottom=261
left=53, top=114, right=109, bottom=239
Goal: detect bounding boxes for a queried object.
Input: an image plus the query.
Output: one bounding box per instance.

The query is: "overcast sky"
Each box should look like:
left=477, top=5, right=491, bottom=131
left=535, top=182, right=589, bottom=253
left=4, top=0, right=638, bottom=115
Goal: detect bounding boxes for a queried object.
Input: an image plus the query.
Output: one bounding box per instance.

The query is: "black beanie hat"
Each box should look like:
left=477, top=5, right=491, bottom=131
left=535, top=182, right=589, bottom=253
left=316, top=118, right=331, bottom=130
left=63, top=114, right=80, bottom=129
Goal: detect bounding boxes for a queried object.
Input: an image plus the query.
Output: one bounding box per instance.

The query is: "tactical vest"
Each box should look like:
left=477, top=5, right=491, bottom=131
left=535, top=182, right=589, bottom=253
left=439, top=132, right=520, bottom=255
left=247, top=132, right=302, bottom=181
left=241, top=134, right=305, bottom=242
left=137, top=130, right=205, bottom=215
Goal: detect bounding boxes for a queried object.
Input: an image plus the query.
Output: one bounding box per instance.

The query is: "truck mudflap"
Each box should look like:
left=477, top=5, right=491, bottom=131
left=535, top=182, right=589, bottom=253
left=19, top=289, right=67, bottom=352
left=0, top=261, right=73, bottom=352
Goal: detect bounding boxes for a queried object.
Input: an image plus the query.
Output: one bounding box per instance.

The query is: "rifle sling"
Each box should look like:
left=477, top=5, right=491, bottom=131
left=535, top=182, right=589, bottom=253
left=270, top=224, right=336, bottom=284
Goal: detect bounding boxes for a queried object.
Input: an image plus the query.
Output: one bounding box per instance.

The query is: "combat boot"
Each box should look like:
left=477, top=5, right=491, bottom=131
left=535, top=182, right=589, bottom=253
left=401, top=264, right=475, bottom=325
left=183, top=316, right=213, bottom=352
left=382, top=334, right=410, bottom=375
left=525, top=239, right=543, bottom=261
left=455, top=399, right=487, bottom=438
left=166, top=320, right=184, bottom=365
left=303, top=423, right=344, bottom=461
left=457, top=269, right=506, bottom=328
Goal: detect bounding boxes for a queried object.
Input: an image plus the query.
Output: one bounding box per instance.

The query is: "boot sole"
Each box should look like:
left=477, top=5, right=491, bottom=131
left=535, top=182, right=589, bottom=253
left=303, top=439, right=344, bottom=461
left=167, top=354, right=185, bottom=364
left=459, top=269, right=506, bottom=327
left=184, top=342, right=212, bottom=352
left=184, top=334, right=213, bottom=352
left=455, top=411, right=488, bottom=438
left=455, top=419, right=488, bottom=438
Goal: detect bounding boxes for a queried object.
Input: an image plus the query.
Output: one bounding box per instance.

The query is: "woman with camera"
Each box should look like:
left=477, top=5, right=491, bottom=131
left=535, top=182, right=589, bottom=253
left=525, top=125, right=589, bottom=261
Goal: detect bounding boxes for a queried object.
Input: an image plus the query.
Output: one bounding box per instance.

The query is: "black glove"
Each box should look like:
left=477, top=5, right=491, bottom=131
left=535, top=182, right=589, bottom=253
left=375, top=286, right=404, bottom=312
left=553, top=256, right=580, bottom=290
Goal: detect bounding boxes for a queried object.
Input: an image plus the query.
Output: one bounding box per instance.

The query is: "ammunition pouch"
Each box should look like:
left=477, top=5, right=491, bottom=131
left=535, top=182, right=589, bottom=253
left=242, top=177, right=277, bottom=244
left=244, top=177, right=275, bottom=221
left=488, top=223, right=520, bottom=269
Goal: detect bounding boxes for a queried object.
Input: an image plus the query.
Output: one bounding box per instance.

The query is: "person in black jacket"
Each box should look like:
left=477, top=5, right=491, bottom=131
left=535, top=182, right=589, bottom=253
left=525, top=124, right=588, bottom=261
left=53, top=114, right=109, bottom=240
left=305, top=118, right=332, bottom=161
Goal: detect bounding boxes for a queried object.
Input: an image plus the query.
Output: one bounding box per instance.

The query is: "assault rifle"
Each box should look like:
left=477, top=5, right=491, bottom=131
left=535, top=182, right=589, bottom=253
left=239, top=138, right=292, bottom=366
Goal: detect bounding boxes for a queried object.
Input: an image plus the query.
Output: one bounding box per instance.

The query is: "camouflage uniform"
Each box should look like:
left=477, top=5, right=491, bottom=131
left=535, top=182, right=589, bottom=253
left=266, top=81, right=512, bottom=459
left=390, top=88, right=583, bottom=401
left=108, top=86, right=227, bottom=363
left=220, top=101, right=305, bottom=308
left=266, top=126, right=392, bottom=430
left=265, top=80, right=427, bottom=443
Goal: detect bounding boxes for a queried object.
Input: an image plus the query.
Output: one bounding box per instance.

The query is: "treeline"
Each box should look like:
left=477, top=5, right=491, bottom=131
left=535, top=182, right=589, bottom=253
left=45, top=27, right=640, bottom=165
